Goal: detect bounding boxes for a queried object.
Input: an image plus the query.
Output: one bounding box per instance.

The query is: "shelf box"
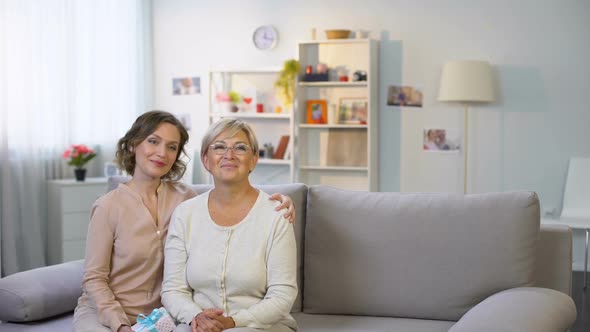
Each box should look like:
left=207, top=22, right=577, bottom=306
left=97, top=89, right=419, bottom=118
left=301, top=73, right=329, bottom=82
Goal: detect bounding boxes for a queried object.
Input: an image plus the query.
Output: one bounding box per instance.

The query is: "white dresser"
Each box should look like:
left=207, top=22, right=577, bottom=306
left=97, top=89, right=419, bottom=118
left=47, top=177, right=108, bottom=264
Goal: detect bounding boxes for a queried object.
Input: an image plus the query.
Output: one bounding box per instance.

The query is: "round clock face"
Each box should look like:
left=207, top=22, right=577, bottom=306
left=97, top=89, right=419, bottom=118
left=253, top=25, right=278, bottom=50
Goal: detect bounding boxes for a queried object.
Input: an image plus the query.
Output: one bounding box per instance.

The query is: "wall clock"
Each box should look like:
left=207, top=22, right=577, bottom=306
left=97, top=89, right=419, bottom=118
left=253, top=25, right=278, bottom=50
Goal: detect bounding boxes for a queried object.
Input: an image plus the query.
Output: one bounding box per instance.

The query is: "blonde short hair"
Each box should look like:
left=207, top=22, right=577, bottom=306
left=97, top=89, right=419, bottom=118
left=200, top=118, right=259, bottom=160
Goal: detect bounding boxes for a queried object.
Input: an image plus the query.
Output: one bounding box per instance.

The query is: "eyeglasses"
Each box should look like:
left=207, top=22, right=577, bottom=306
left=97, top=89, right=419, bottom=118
left=209, top=143, right=252, bottom=155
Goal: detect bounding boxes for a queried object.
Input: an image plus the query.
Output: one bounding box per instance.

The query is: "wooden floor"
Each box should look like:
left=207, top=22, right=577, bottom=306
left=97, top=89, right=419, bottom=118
left=571, top=271, right=590, bottom=332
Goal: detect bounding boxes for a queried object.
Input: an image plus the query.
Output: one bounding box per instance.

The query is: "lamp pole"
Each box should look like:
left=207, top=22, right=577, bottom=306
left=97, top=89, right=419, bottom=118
left=463, top=104, right=469, bottom=194
left=438, top=60, right=495, bottom=194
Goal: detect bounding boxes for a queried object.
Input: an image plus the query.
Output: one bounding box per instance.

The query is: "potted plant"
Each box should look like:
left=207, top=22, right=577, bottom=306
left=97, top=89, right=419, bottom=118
left=275, top=59, right=301, bottom=109
left=229, top=90, right=241, bottom=112
left=62, top=144, right=97, bottom=181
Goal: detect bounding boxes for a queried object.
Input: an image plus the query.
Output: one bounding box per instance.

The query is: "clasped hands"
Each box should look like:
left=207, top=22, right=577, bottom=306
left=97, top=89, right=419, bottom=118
left=191, top=308, right=235, bottom=332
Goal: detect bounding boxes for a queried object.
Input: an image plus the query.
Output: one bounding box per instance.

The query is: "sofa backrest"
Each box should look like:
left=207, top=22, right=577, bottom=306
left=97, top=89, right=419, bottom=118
left=303, top=186, right=540, bottom=321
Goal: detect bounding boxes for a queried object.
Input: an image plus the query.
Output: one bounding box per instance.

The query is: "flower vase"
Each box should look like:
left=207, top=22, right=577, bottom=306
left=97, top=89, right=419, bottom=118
left=74, top=168, right=87, bottom=182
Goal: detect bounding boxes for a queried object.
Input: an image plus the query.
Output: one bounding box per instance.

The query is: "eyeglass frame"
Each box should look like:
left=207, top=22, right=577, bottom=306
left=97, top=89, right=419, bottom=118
left=208, top=142, right=254, bottom=155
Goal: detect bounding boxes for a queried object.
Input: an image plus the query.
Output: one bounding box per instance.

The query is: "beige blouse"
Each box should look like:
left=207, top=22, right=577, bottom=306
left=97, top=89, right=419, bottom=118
left=78, top=181, right=196, bottom=331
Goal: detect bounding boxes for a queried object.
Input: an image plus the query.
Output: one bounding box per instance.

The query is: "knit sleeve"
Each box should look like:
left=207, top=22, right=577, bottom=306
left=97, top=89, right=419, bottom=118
left=232, top=215, right=297, bottom=328
left=161, top=203, right=203, bottom=324
left=82, top=203, right=130, bottom=332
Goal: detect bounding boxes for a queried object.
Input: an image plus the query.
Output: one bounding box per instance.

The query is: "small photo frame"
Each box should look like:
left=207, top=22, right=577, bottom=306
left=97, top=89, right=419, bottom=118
left=423, top=128, right=461, bottom=152
left=172, top=76, right=201, bottom=95
left=306, top=100, right=327, bottom=124
left=387, top=85, right=423, bottom=107
left=338, top=97, right=368, bottom=124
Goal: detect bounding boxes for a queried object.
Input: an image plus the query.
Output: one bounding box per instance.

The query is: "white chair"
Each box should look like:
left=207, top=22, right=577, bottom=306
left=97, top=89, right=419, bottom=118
left=561, top=157, right=590, bottom=219
left=557, top=157, right=590, bottom=289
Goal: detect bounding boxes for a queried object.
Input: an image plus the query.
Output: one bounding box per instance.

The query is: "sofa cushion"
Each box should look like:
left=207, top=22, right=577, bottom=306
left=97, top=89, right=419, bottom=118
left=0, top=313, right=73, bottom=331
left=0, top=260, right=84, bottom=322
left=303, top=187, right=539, bottom=321
left=292, top=313, right=455, bottom=332
left=448, top=287, right=576, bottom=332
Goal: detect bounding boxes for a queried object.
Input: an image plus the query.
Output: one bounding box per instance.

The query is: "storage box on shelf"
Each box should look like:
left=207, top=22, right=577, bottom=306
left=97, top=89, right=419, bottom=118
left=295, top=39, right=378, bottom=191
left=208, top=69, right=295, bottom=185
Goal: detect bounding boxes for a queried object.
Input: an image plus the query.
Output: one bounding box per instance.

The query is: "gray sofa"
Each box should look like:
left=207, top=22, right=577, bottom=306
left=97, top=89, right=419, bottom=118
left=0, top=183, right=578, bottom=331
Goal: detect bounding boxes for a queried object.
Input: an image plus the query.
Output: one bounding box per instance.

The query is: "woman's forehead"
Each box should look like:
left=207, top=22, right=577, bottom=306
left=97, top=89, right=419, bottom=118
left=214, top=129, right=248, bottom=142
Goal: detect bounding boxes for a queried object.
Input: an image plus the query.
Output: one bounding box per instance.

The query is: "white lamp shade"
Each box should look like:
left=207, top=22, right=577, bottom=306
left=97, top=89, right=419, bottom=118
left=438, top=60, right=495, bottom=102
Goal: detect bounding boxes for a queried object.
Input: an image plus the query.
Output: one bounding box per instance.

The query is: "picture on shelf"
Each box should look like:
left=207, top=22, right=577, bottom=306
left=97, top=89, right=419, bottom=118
left=338, top=97, right=368, bottom=124
left=273, top=135, right=290, bottom=159
left=423, top=128, right=460, bottom=152
left=387, top=85, right=423, bottom=107
left=306, top=99, right=327, bottom=124
left=172, top=76, right=201, bottom=95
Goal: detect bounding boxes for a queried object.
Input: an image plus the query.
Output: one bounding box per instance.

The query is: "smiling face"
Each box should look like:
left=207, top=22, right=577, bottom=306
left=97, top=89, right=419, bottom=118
left=427, top=130, right=438, bottom=142
left=202, top=129, right=258, bottom=185
left=132, top=122, right=181, bottom=180
left=181, top=77, right=192, bottom=88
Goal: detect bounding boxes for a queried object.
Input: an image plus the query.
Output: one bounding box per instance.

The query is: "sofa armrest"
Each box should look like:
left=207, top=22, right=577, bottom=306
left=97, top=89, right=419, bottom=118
left=0, top=260, right=84, bottom=322
left=449, top=287, right=576, bottom=332
left=536, top=224, right=573, bottom=295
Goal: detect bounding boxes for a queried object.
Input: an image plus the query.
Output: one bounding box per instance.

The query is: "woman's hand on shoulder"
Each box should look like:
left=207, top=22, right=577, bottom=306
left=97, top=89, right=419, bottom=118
left=269, top=193, right=295, bottom=223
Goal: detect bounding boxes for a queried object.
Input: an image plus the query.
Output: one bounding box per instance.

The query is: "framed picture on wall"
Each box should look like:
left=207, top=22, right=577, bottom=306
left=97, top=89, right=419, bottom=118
left=423, top=128, right=461, bottom=152
left=338, top=97, right=368, bottom=124
left=172, top=76, right=201, bottom=95
left=306, top=99, right=327, bottom=124
left=386, top=85, right=423, bottom=107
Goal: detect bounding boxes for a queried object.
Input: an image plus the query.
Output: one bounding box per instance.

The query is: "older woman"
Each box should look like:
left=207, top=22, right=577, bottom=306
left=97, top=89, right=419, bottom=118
left=162, top=118, right=297, bottom=332
left=73, top=112, right=295, bottom=332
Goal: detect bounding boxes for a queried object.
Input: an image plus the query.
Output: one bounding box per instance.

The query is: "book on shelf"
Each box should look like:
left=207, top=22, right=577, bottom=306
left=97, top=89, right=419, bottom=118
left=273, top=135, right=290, bottom=159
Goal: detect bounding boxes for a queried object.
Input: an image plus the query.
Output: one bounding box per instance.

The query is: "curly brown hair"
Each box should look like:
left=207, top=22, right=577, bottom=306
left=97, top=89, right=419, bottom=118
left=116, top=111, right=189, bottom=181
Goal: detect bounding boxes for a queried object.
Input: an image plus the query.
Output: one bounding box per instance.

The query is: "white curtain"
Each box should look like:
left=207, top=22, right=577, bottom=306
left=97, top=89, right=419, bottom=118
left=0, top=0, right=152, bottom=276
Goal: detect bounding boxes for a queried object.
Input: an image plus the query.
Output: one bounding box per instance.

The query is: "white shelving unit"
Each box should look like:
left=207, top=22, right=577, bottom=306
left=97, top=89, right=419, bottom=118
left=208, top=68, right=295, bottom=185
left=295, top=39, right=379, bottom=191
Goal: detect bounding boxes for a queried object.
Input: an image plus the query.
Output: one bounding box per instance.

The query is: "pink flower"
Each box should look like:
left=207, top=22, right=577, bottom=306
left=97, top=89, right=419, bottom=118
left=77, top=145, right=90, bottom=154
left=216, top=92, right=231, bottom=102
left=62, top=143, right=97, bottom=169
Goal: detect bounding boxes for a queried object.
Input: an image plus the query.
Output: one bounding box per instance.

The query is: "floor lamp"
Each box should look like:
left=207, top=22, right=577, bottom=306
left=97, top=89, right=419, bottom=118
left=438, top=60, right=495, bottom=194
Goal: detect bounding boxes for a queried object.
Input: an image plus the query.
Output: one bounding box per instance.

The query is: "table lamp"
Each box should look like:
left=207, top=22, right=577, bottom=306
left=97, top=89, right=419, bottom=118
left=438, top=60, right=495, bottom=193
